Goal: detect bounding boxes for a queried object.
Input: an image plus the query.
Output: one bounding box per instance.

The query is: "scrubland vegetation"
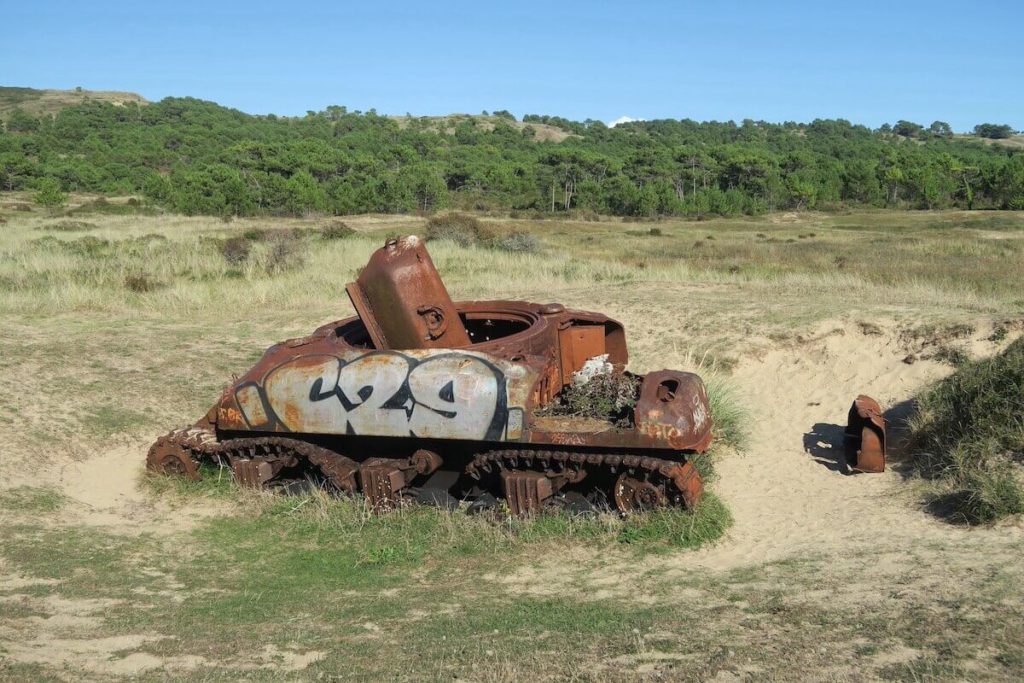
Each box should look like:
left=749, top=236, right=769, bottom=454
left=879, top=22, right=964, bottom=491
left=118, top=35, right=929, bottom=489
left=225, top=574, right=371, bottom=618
left=2, top=89, right=1023, bottom=220
left=910, top=337, right=1024, bottom=522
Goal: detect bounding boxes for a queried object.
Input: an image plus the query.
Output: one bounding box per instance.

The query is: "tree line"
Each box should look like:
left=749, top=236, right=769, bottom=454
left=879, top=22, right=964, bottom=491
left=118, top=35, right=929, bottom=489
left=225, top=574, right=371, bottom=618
left=1, top=97, right=1022, bottom=217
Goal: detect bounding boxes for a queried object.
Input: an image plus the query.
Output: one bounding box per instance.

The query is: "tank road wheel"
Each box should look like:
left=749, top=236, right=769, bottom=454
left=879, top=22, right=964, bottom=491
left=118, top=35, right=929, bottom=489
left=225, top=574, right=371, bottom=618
left=614, top=473, right=668, bottom=513
left=146, top=438, right=201, bottom=481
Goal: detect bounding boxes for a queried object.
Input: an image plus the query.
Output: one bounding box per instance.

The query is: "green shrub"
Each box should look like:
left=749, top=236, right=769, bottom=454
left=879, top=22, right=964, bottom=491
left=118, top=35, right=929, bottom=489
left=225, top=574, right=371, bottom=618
left=68, top=196, right=158, bottom=216
left=932, top=344, right=969, bottom=367
left=265, top=235, right=306, bottom=273
left=64, top=235, right=111, bottom=257
left=425, top=212, right=485, bottom=247
left=33, top=179, right=67, bottom=209
left=909, top=336, right=1024, bottom=522
left=123, top=272, right=163, bottom=293
left=321, top=220, right=356, bottom=240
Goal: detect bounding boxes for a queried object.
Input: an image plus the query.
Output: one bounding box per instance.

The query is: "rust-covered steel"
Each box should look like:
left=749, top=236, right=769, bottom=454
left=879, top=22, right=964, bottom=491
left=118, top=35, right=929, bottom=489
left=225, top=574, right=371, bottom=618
left=147, top=236, right=714, bottom=514
left=345, top=236, right=472, bottom=350
left=844, top=395, right=886, bottom=473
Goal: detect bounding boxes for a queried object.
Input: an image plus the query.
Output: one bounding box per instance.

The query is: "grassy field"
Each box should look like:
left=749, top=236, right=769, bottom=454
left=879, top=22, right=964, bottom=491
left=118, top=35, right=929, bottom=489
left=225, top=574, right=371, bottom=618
left=953, top=133, right=1024, bottom=150
left=1, top=197, right=1023, bottom=681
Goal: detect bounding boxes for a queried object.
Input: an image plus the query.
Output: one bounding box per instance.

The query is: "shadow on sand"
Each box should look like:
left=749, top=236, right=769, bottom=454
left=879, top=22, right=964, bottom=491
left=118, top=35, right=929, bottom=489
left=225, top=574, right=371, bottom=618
left=802, top=422, right=849, bottom=473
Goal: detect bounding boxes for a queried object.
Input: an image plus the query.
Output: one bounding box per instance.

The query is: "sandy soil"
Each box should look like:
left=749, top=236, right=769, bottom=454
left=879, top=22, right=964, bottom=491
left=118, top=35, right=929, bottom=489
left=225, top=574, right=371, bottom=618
left=2, top=318, right=1022, bottom=679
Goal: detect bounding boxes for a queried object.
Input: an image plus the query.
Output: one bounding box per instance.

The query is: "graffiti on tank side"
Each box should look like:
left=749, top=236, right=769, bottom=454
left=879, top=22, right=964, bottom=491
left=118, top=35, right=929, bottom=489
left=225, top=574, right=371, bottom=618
left=235, top=352, right=509, bottom=441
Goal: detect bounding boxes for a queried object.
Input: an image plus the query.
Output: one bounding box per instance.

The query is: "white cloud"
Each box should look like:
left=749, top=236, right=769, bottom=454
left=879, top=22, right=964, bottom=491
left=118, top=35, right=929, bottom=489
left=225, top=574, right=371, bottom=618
left=608, top=116, right=644, bottom=127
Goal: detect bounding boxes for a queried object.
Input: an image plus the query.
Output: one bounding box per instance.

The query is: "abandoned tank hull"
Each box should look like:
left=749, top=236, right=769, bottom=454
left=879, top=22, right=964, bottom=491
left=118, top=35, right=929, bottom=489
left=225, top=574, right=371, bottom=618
left=148, top=237, right=713, bottom=514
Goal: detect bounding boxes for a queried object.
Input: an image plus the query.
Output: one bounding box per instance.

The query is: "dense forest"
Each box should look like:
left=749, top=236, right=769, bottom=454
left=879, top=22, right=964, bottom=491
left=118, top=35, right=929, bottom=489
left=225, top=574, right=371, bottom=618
left=1, top=96, right=1022, bottom=217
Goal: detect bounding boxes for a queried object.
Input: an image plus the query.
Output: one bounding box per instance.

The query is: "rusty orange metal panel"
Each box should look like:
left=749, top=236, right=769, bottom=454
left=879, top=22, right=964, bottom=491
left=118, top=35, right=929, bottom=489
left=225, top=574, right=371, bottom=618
left=346, top=236, right=471, bottom=350
left=633, top=370, right=714, bottom=452
left=558, top=324, right=606, bottom=385
left=845, top=395, right=886, bottom=473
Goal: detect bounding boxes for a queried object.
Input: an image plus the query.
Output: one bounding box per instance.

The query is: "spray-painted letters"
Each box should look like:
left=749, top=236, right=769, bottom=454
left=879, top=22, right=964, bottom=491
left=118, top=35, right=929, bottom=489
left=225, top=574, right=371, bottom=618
left=235, top=352, right=510, bottom=441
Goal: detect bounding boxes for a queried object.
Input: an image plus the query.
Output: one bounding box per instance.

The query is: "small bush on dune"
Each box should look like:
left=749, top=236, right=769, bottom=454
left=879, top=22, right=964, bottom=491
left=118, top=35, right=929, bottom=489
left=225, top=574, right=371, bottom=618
left=265, top=235, right=306, bottom=273
left=910, top=336, right=1024, bottom=523
left=490, top=231, right=541, bottom=253
left=216, top=232, right=307, bottom=272
left=30, top=234, right=108, bottom=255
left=123, top=272, right=163, bottom=293
left=220, top=236, right=252, bottom=264
left=241, top=227, right=313, bottom=242
left=33, top=179, right=67, bottom=209
left=39, top=220, right=96, bottom=232
left=68, top=196, right=157, bottom=216
left=425, top=212, right=485, bottom=247
left=425, top=212, right=540, bottom=253
left=321, top=220, right=355, bottom=240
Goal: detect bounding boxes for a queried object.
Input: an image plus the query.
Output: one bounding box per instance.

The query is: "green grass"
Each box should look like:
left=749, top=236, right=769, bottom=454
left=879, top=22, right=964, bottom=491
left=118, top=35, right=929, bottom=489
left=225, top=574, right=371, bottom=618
left=617, top=494, right=732, bottom=549
left=909, top=336, right=1024, bottom=523
left=0, top=488, right=728, bottom=678
left=2, top=512, right=1020, bottom=681
left=704, top=375, right=749, bottom=451
left=0, top=486, right=67, bottom=513
left=140, top=464, right=240, bottom=500
left=143, top=478, right=732, bottom=556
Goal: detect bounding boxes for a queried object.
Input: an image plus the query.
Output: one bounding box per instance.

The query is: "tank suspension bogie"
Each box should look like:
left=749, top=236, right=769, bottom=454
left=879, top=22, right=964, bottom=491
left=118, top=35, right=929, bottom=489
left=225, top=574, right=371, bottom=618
left=146, top=428, right=704, bottom=516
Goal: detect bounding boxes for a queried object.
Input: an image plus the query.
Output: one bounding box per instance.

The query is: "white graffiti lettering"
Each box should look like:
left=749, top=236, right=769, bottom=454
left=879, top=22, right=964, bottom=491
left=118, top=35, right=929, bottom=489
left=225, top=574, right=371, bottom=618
left=240, top=351, right=508, bottom=441
left=407, top=355, right=499, bottom=439
left=338, top=354, right=411, bottom=435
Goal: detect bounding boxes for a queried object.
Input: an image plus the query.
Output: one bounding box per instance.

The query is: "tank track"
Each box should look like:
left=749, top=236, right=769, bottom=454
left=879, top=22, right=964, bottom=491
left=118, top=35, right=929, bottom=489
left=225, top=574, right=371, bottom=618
left=146, top=428, right=358, bottom=492
left=466, top=449, right=703, bottom=514
left=147, top=430, right=703, bottom=514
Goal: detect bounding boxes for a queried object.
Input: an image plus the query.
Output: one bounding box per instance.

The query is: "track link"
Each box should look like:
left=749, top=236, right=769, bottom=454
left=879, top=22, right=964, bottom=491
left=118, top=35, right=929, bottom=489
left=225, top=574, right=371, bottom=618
left=466, top=448, right=704, bottom=514
left=146, top=428, right=358, bottom=493
left=147, top=431, right=703, bottom=515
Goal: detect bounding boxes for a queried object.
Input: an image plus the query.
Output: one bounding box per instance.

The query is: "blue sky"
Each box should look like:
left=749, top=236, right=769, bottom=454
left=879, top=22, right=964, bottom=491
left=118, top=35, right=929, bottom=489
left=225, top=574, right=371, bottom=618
left=3, top=0, right=1021, bottom=131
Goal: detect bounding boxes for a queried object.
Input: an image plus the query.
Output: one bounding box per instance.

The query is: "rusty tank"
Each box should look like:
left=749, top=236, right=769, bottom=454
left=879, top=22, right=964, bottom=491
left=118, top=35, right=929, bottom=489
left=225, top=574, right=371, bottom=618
left=147, top=236, right=713, bottom=514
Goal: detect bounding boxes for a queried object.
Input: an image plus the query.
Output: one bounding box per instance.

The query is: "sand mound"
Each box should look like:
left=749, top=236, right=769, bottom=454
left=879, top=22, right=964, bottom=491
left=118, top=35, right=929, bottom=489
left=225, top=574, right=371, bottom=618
left=684, top=318, right=1022, bottom=569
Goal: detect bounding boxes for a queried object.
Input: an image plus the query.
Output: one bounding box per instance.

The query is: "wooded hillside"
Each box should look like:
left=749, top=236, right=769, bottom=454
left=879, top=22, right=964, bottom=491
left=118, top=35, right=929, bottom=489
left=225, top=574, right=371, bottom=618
left=2, top=92, right=1022, bottom=216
